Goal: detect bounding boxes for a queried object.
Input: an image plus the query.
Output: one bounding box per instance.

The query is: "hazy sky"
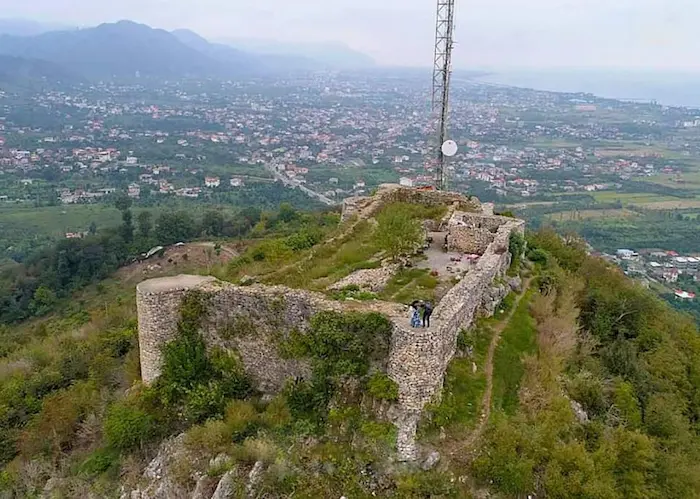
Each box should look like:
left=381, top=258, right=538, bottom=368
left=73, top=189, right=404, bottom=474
left=1, top=0, right=699, bottom=70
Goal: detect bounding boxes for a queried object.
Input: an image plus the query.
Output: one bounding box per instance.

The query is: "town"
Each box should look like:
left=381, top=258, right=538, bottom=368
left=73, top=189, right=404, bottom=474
left=3, top=74, right=700, bottom=208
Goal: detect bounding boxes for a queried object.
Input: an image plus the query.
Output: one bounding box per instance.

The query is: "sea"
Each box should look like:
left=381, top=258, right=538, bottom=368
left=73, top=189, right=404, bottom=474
left=474, top=70, right=700, bottom=110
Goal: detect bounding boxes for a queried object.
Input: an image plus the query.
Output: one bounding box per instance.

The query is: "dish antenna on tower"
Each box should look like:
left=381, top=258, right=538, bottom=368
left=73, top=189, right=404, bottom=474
left=441, top=139, right=458, bottom=157
left=432, top=0, right=456, bottom=190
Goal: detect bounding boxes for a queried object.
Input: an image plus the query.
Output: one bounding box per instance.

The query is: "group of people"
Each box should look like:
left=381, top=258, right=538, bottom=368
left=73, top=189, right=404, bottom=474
left=409, top=300, right=433, bottom=328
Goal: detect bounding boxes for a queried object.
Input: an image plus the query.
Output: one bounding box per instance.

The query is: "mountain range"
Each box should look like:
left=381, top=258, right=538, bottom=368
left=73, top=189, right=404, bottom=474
left=0, top=19, right=375, bottom=83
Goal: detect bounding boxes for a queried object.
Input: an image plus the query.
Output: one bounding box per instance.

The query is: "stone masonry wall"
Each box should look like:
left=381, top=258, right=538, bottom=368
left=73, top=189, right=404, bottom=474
left=137, top=275, right=218, bottom=385
left=447, top=211, right=516, bottom=255
left=137, top=279, right=346, bottom=392
left=388, top=218, right=525, bottom=460
left=341, top=184, right=481, bottom=223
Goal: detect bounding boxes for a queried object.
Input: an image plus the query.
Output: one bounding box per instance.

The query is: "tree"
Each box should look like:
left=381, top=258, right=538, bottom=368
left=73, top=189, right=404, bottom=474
left=121, top=209, right=134, bottom=243
left=375, top=203, right=423, bottom=262
left=155, top=211, right=197, bottom=245
left=202, top=210, right=225, bottom=237
left=137, top=210, right=153, bottom=239
left=29, top=286, right=57, bottom=316
left=113, top=193, right=132, bottom=213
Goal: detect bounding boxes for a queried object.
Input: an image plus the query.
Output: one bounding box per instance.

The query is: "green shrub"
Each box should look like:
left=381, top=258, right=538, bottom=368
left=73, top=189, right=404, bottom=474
left=104, top=402, right=156, bottom=451
left=360, top=421, right=397, bottom=447
left=396, top=471, right=458, bottom=498
left=366, top=372, right=399, bottom=402
left=284, top=378, right=333, bottom=428
left=527, top=248, right=551, bottom=266
left=566, top=371, right=608, bottom=418
left=77, top=447, right=121, bottom=477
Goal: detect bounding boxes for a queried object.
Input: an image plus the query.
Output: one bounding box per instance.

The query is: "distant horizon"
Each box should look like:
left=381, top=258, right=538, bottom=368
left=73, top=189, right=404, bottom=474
left=1, top=0, right=699, bottom=70
left=7, top=16, right=700, bottom=75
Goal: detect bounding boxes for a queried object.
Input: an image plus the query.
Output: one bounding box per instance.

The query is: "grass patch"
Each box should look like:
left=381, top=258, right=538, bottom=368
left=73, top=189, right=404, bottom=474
left=379, top=268, right=438, bottom=304
left=328, top=286, right=378, bottom=302
left=544, top=208, right=640, bottom=221
left=264, top=220, right=382, bottom=290
left=491, top=290, right=537, bottom=415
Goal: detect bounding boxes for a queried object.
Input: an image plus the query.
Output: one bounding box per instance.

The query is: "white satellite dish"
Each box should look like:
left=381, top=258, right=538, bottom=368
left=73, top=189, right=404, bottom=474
left=442, top=140, right=458, bottom=157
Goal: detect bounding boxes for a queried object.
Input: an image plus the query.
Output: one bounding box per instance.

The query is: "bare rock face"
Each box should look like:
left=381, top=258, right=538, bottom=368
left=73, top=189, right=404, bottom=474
left=570, top=399, right=590, bottom=424
left=481, top=283, right=510, bottom=317
left=245, top=461, right=265, bottom=498
left=328, top=264, right=398, bottom=293
left=211, top=470, right=237, bottom=499
left=421, top=451, right=441, bottom=471
left=508, top=276, right=523, bottom=293
left=126, top=433, right=195, bottom=499
left=191, top=476, right=217, bottom=499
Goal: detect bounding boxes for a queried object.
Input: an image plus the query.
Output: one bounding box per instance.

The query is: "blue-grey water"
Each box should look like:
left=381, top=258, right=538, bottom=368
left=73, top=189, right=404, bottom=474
left=475, top=70, right=700, bottom=109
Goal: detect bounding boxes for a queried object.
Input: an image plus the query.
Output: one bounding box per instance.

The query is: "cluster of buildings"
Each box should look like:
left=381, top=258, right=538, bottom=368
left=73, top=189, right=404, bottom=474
left=1, top=76, right=699, bottom=205
left=615, top=248, right=699, bottom=300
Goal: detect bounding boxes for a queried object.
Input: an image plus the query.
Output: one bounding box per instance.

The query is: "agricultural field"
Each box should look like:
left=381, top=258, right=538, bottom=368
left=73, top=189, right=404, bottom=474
left=589, top=191, right=683, bottom=204
left=639, top=170, right=700, bottom=191
left=635, top=199, right=700, bottom=210
left=544, top=208, right=640, bottom=221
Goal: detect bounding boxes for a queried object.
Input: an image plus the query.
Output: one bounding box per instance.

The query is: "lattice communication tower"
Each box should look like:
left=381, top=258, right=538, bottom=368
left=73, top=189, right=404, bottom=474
left=431, top=0, right=456, bottom=190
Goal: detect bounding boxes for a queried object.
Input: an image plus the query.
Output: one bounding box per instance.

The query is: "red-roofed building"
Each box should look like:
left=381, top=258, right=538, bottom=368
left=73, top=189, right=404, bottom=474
left=674, top=290, right=696, bottom=300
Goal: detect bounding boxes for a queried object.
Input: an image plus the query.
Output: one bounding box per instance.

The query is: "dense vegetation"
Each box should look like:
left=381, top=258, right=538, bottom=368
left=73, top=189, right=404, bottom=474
left=472, top=229, right=700, bottom=498
left=0, top=198, right=333, bottom=324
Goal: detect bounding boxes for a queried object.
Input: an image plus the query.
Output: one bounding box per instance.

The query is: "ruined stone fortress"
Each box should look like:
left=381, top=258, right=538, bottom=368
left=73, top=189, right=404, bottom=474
left=137, top=185, right=525, bottom=461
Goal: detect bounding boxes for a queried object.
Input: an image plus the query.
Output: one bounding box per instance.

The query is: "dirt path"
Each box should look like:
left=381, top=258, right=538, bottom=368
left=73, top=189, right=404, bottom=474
left=455, top=279, right=532, bottom=456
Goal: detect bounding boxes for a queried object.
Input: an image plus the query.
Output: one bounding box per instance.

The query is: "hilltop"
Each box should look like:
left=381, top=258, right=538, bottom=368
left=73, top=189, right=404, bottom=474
left=1, top=187, right=700, bottom=498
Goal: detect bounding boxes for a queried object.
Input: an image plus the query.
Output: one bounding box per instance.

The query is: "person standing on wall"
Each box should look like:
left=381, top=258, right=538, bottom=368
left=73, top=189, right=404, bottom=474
left=422, top=301, right=433, bottom=328
left=409, top=301, right=422, bottom=328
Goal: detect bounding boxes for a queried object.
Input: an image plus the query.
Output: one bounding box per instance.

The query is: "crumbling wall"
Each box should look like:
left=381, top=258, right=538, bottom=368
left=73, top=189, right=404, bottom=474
left=446, top=212, right=516, bottom=255
left=340, top=184, right=481, bottom=223
left=137, top=275, right=218, bottom=385
left=137, top=278, right=345, bottom=392
left=388, top=218, right=525, bottom=460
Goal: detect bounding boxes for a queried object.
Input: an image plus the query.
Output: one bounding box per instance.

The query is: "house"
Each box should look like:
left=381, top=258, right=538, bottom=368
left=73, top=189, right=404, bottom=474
left=674, top=290, right=696, bottom=300
left=126, top=156, right=138, bottom=165
left=205, top=177, right=221, bottom=188
left=399, top=177, right=414, bottom=187
left=128, top=183, right=141, bottom=199
left=662, top=268, right=680, bottom=283
left=230, top=177, right=244, bottom=187
left=616, top=249, right=639, bottom=260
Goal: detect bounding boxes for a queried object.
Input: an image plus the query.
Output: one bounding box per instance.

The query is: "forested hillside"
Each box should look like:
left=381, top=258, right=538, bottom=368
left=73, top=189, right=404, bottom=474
left=470, top=230, right=700, bottom=497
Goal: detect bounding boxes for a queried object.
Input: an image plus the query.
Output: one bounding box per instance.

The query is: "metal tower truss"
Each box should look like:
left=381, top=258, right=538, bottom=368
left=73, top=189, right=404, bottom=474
left=432, top=0, right=456, bottom=190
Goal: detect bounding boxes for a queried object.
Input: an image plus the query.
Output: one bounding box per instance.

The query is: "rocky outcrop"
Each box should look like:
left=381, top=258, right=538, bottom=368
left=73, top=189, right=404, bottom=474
left=328, top=264, right=398, bottom=293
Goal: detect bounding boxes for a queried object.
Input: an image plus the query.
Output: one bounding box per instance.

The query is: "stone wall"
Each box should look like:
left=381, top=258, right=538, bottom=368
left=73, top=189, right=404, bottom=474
left=137, top=275, right=218, bottom=385
left=387, top=218, right=525, bottom=460
left=446, top=211, right=516, bottom=255
left=137, top=278, right=346, bottom=392
left=340, top=184, right=481, bottom=223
